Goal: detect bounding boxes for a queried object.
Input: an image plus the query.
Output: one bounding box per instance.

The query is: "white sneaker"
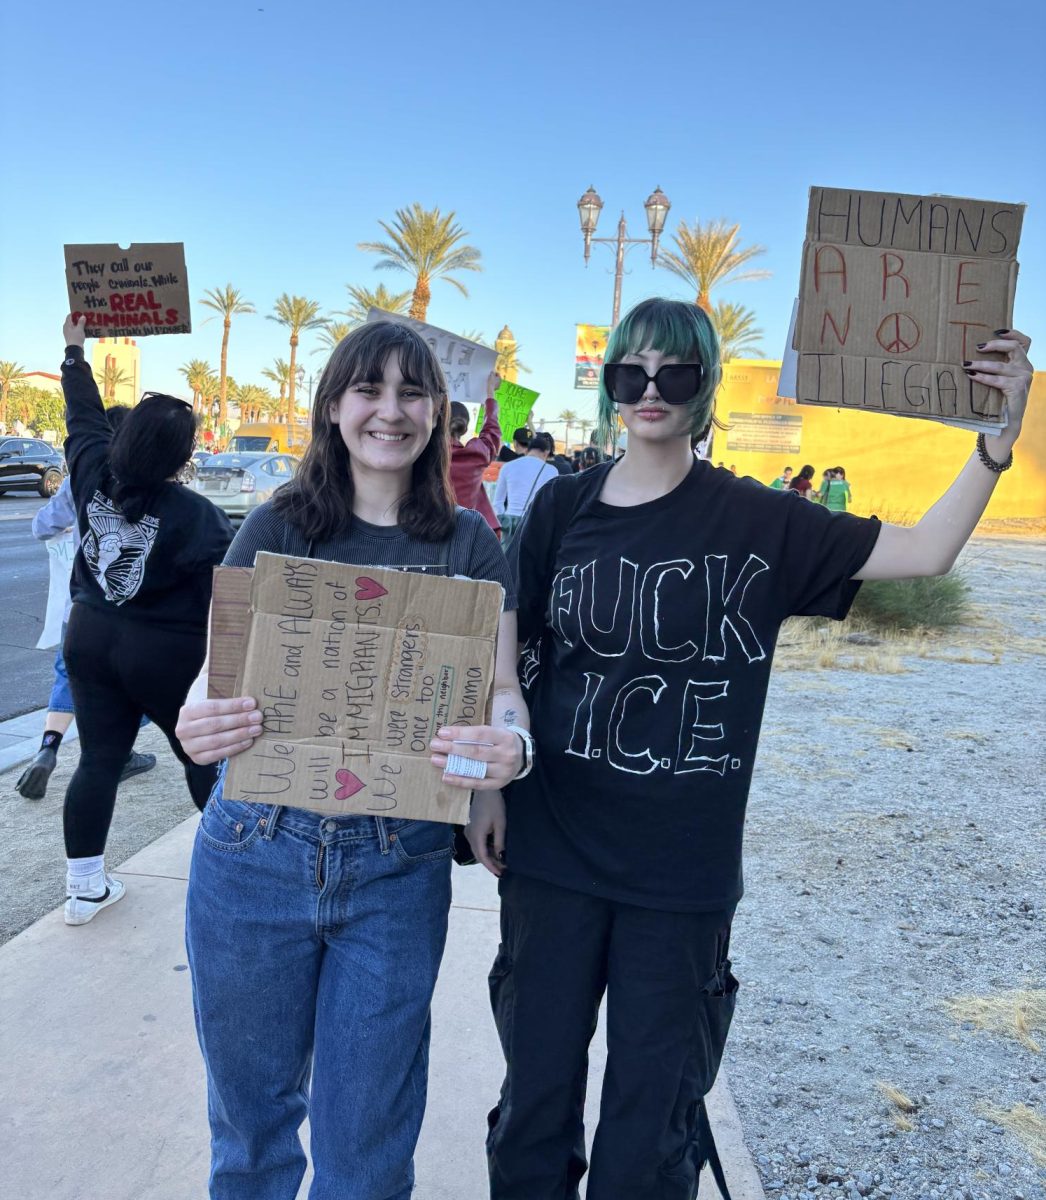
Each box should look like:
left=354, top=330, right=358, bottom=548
left=64, top=871, right=126, bottom=926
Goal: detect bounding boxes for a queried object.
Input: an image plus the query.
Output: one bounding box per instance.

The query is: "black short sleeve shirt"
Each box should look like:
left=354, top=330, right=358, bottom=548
left=506, top=460, right=881, bottom=912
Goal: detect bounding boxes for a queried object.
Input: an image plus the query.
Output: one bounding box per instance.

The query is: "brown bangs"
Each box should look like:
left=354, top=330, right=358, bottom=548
left=272, top=320, right=456, bottom=544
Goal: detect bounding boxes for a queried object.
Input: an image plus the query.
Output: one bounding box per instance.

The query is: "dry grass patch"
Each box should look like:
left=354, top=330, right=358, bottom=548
left=943, top=989, right=1046, bottom=1053
left=776, top=619, right=911, bottom=674
left=877, top=1082, right=918, bottom=1131
left=981, top=1104, right=1046, bottom=1167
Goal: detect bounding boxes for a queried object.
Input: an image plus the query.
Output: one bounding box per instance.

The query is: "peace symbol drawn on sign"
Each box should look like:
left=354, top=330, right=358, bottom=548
left=876, top=312, right=922, bottom=355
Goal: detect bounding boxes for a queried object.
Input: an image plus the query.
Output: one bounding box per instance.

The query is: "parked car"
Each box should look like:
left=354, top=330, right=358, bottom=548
left=0, top=436, right=66, bottom=497
left=180, top=449, right=214, bottom=484
left=193, top=451, right=299, bottom=522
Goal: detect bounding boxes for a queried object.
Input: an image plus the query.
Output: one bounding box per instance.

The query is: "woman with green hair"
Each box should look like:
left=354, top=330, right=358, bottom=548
left=465, top=297, right=1035, bottom=1199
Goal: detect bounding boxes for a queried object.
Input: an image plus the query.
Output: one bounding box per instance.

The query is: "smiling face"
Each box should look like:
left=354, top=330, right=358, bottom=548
left=329, top=350, right=440, bottom=484
left=614, top=349, right=695, bottom=445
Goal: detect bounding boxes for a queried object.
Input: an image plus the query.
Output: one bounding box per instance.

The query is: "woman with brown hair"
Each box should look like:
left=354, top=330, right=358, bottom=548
left=175, top=320, right=529, bottom=1200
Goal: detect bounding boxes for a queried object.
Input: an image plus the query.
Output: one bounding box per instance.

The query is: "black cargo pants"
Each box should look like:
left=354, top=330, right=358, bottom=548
left=487, top=871, right=738, bottom=1200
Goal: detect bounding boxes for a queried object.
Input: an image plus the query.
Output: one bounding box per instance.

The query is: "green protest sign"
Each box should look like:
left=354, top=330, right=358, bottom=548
left=475, top=380, right=539, bottom=441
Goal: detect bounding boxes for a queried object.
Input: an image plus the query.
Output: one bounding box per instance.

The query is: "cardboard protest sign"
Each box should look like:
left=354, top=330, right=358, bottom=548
left=475, top=379, right=539, bottom=440
left=790, top=188, right=1023, bottom=431
left=209, top=554, right=504, bottom=824
left=35, top=533, right=75, bottom=650
left=64, top=243, right=191, bottom=338
left=365, top=310, right=496, bottom=404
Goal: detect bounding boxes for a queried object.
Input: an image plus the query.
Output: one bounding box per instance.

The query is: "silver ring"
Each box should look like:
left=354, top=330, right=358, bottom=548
left=446, top=753, right=488, bottom=781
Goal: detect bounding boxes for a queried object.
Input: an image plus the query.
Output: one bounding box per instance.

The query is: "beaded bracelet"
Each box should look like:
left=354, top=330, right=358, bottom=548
left=976, top=432, right=1013, bottom=474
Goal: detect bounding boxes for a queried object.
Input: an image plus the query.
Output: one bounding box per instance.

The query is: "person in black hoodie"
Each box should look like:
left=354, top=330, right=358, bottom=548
left=59, top=314, right=234, bottom=925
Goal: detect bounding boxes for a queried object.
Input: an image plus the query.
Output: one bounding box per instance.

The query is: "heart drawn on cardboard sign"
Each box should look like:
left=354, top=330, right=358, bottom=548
left=354, top=577, right=389, bottom=602
left=335, top=768, right=366, bottom=801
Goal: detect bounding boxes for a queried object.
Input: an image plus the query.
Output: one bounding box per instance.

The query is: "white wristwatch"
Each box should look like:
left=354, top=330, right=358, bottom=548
left=505, top=725, right=535, bottom=781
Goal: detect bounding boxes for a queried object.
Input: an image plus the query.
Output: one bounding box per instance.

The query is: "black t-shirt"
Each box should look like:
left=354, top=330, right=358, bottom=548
left=61, top=346, right=234, bottom=635
left=507, top=460, right=881, bottom=912
left=497, top=446, right=520, bottom=463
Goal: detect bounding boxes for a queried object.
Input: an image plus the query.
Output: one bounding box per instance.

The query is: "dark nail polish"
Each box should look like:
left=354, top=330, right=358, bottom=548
left=962, top=360, right=972, bottom=367
left=976, top=342, right=987, bottom=350
left=994, top=328, right=1010, bottom=335
left=963, top=368, right=976, bottom=375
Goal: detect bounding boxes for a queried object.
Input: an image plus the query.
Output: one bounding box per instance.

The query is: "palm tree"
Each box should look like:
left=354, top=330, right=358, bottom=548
left=261, top=359, right=293, bottom=413
left=179, top=359, right=215, bottom=416
left=558, top=409, right=579, bottom=450
left=0, top=361, right=25, bottom=425
left=259, top=389, right=283, bottom=421
left=199, top=285, right=255, bottom=429
left=342, top=283, right=412, bottom=327
left=200, top=369, right=221, bottom=428
left=577, top=417, right=594, bottom=446
left=268, top=295, right=325, bottom=423
left=314, top=320, right=354, bottom=355
left=658, top=219, right=770, bottom=313
left=233, top=383, right=269, bottom=425
left=711, top=302, right=766, bottom=362
left=94, top=361, right=132, bottom=403
left=495, top=340, right=530, bottom=378
left=358, top=204, right=482, bottom=322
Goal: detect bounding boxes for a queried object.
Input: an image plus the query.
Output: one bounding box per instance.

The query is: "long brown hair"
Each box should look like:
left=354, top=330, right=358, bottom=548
left=272, top=321, right=456, bottom=542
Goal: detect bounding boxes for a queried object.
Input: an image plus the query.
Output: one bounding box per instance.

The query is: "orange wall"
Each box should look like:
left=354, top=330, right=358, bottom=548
left=712, top=361, right=1046, bottom=520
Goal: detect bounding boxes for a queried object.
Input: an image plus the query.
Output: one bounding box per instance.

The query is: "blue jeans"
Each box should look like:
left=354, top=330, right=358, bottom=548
left=185, top=787, right=454, bottom=1200
left=48, top=621, right=74, bottom=713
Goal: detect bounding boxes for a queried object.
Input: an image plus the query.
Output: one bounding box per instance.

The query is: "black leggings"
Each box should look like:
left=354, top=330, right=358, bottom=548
left=63, top=601, right=218, bottom=858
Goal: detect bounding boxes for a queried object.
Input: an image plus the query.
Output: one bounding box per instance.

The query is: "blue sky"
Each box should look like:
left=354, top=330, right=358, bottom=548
left=2, top=0, right=1043, bottom=430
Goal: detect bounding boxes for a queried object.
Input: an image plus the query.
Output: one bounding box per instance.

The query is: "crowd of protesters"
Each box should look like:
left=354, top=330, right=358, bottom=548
left=13, top=304, right=1033, bottom=1199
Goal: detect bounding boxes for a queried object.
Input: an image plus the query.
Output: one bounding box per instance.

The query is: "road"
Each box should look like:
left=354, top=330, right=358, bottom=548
left=0, top=494, right=59, bottom=721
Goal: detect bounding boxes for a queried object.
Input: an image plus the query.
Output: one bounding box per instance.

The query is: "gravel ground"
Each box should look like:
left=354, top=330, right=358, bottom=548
left=727, top=537, right=1046, bottom=1200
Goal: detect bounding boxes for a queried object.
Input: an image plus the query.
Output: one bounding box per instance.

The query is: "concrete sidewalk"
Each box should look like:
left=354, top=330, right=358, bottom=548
left=0, top=812, right=764, bottom=1199
left=0, top=705, right=78, bottom=775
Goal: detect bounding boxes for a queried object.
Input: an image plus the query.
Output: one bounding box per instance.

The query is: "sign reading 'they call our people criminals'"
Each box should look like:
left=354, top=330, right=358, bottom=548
left=64, top=242, right=191, bottom=338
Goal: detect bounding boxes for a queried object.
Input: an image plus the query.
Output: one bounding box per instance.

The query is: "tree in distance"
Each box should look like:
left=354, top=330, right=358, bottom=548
left=342, top=283, right=412, bottom=328
left=261, top=359, right=293, bottom=415
left=94, top=360, right=132, bottom=403
left=557, top=409, right=580, bottom=450
left=231, top=383, right=272, bottom=425
left=199, top=285, right=255, bottom=430
left=358, top=203, right=482, bottom=322
left=268, top=295, right=325, bottom=424
left=314, top=320, right=354, bottom=355
left=179, top=359, right=215, bottom=416
left=658, top=218, right=770, bottom=313
left=711, top=302, right=766, bottom=362
left=0, top=360, right=26, bottom=425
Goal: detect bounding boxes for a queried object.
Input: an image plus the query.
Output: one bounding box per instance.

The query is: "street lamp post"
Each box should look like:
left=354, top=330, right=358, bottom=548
left=577, top=186, right=671, bottom=327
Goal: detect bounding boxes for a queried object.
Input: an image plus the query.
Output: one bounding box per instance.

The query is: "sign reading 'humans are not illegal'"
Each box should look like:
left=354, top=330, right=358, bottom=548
left=791, top=188, right=1024, bottom=432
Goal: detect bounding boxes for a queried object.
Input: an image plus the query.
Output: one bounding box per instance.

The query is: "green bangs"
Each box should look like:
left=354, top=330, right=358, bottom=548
left=596, top=298, right=722, bottom=448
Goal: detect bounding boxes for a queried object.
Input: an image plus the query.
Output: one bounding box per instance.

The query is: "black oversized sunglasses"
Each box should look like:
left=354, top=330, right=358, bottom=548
left=603, top=362, right=705, bottom=406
